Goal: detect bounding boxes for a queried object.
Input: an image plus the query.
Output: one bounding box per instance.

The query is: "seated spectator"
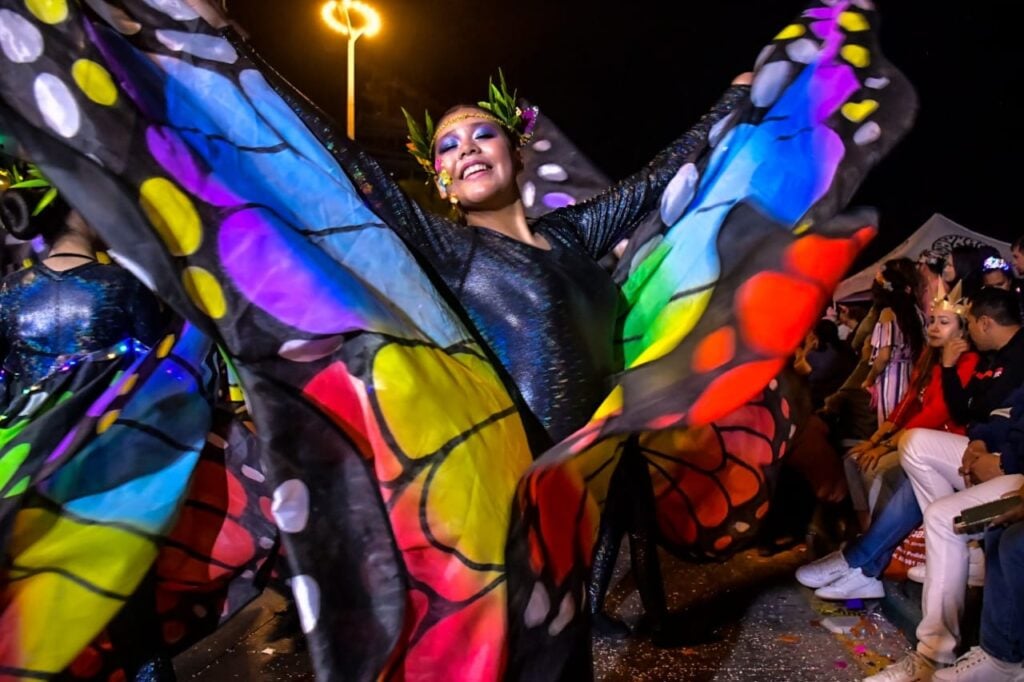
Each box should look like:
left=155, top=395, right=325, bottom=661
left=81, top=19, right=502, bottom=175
left=1011, top=235, right=1024, bottom=279
left=844, top=284, right=979, bottom=530
left=980, top=254, right=1014, bottom=291
left=944, top=245, right=988, bottom=298
left=932, top=481, right=1024, bottom=680
left=794, top=319, right=858, bottom=410
left=836, top=301, right=871, bottom=343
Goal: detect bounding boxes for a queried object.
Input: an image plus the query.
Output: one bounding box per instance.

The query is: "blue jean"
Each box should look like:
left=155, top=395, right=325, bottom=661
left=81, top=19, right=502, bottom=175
left=842, top=473, right=922, bottom=578
left=981, top=522, right=1024, bottom=663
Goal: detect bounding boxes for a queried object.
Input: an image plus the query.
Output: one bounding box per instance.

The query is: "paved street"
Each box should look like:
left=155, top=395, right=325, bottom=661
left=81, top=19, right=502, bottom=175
left=176, top=543, right=913, bottom=681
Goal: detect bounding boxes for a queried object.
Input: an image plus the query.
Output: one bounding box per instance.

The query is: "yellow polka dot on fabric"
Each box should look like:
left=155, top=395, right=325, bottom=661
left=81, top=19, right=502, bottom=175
left=838, top=11, right=869, bottom=32
left=155, top=334, right=176, bottom=359
left=117, top=374, right=138, bottom=396
left=842, top=99, right=879, bottom=122
left=25, top=0, right=68, bottom=24
left=183, top=267, right=227, bottom=319
left=139, top=177, right=202, bottom=256
left=841, top=45, right=871, bottom=68
left=774, top=24, right=805, bottom=40
left=95, top=251, right=111, bottom=264
left=71, top=59, right=118, bottom=106
left=97, top=410, right=120, bottom=434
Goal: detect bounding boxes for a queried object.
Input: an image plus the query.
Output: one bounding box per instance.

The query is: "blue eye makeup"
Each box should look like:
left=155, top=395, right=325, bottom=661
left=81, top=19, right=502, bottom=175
left=437, top=136, right=457, bottom=154
left=473, top=124, right=499, bottom=139
left=435, top=122, right=499, bottom=156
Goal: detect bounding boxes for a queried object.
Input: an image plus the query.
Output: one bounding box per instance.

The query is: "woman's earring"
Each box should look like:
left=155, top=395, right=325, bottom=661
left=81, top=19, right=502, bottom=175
left=449, top=194, right=459, bottom=206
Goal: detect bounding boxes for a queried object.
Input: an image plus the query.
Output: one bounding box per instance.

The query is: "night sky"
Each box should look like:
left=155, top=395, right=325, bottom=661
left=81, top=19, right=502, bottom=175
left=228, top=1, right=1021, bottom=267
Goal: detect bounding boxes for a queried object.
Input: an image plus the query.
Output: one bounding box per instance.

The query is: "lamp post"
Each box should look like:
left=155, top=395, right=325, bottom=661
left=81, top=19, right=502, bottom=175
left=321, top=0, right=381, bottom=140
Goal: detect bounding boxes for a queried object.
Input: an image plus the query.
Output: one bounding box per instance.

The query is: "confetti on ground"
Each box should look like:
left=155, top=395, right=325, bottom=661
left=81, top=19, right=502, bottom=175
left=778, top=634, right=801, bottom=644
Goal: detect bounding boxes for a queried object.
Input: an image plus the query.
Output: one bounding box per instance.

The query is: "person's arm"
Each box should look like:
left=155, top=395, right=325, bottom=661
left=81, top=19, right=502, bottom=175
left=994, top=390, right=1024, bottom=476
left=862, top=309, right=895, bottom=387
left=551, top=80, right=751, bottom=260
left=941, top=338, right=974, bottom=425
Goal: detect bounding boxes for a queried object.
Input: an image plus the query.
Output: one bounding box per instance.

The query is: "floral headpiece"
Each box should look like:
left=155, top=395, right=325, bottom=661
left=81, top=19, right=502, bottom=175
left=932, top=280, right=968, bottom=318
left=402, top=69, right=539, bottom=183
left=982, top=256, right=1011, bottom=273
left=3, top=161, right=58, bottom=216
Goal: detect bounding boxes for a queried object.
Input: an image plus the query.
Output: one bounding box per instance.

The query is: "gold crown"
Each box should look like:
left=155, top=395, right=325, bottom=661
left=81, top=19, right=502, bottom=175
left=932, top=281, right=968, bottom=317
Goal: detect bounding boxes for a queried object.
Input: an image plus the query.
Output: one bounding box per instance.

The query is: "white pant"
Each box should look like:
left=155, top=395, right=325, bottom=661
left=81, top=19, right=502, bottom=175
left=899, top=428, right=969, bottom=511
left=900, top=428, right=1023, bottom=663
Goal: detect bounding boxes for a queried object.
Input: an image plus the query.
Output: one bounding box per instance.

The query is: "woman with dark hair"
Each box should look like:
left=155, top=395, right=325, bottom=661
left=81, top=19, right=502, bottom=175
left=844, top=284, right=978, bottom=529
left=0, top=188, right=167, bottom=401
left=981, top=253, right=1015, bottom=291
left=943, top=244, right=988, bottom=298
left=862, top=260, right=925, bottom=429
left=917, top=249, right=946, bottom=315
left=1, top=183, right=179, bottom=680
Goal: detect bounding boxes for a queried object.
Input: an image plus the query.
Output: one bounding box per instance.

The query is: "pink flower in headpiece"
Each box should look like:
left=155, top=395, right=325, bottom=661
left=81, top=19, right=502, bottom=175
left=521, top=106, right=539, bottom=136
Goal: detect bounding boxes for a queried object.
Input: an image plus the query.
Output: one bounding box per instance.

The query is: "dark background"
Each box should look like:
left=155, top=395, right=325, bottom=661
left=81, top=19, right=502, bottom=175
left=229, top=0, right=1020, bottom=268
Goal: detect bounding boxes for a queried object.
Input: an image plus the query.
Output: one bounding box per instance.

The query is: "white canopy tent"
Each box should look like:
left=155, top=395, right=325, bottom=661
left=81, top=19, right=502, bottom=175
left=833, top=213, right=1011, bottom=302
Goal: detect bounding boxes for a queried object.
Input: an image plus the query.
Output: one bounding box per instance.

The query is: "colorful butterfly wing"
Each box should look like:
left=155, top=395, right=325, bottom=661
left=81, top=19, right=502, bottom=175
left=0, top=3, right=535, bottom=679
left=0, top=323, right=215, bottom=677
left=509, top=0, right=916, bottom=655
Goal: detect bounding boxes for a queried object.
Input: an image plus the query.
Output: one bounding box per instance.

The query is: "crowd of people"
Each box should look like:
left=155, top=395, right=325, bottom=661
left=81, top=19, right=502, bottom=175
left=792, top=240, right=1024, bottom=681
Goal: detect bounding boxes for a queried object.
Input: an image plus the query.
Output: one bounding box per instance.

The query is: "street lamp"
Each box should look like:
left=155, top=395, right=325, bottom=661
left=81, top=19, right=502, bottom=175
left=321, top=0, right=381, bottom=140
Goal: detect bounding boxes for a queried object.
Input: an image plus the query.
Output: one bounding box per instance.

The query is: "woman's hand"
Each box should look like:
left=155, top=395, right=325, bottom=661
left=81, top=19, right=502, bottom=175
left=854, top=445, right=892, bottom=473
left=941, top=338, right=970, bottom=368
left=847, top=438, right=872, bottom=454
left=849, top=438, right=878, bottom=457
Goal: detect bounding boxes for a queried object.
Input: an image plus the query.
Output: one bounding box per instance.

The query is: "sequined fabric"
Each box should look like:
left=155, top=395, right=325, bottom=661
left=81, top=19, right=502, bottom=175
left=0, top=260, right=166, bottom=399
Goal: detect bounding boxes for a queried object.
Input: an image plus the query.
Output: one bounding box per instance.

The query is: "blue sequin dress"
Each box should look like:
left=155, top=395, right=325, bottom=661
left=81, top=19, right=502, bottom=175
left=0, top=259, right=167, bottom=404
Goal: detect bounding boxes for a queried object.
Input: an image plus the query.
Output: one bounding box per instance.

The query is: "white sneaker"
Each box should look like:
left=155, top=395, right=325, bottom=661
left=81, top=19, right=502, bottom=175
left=815, top=568, right=885, bottom=600
left=864, top=651, right=938, bottom=681
left=904, top=549, right=984, bottom=587
left=932, top=646, right=1024, bottom=681
left=796, top=550, right=851, bottom=589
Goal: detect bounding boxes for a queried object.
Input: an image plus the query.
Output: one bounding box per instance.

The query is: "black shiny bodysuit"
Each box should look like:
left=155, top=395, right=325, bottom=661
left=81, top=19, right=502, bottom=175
left=0, top=260, right=166, bottom=402
left=342, top=89, right=751, bottom=451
